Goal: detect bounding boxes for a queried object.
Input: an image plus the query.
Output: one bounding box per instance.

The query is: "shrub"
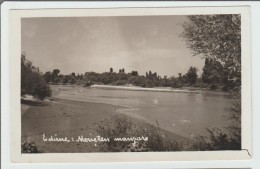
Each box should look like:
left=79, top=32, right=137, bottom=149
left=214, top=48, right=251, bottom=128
left=171, top=81, right=184, bottom=88
left=94, top=114, right=183, bottom=152
left=191, top=96, right=241, bottom=151
left=21, top=53, right=52, bottom=100
left=222, top=85, right=229, bottom=92
left=111, top=80, right=128, bottom=86
left=225, top=98, right=241, bottom=149
left=206, top=128, right=229, bottom=150
left=210, top=84, right=218, bottom=90
left=191, top=135, right=209, bottom=151
left=21, top=140, right=40, bottom=153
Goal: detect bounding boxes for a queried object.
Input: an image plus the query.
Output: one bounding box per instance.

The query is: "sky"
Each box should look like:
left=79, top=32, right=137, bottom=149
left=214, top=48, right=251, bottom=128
left=21, top=16, right=204, bottom=77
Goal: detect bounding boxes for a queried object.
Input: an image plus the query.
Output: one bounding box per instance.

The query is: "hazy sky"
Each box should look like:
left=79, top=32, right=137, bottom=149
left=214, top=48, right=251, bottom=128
left=22, top=16, right=204, bottom=77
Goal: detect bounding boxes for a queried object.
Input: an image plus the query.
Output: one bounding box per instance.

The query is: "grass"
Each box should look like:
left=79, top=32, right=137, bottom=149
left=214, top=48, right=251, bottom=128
left=94, top=114, right=186, bottom=152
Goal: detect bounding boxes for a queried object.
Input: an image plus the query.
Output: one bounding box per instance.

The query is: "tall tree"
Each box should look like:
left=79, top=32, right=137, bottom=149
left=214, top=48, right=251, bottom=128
left=21, top=53, right=51, bottom=99
left=185, top=66, right=198, bottom=85
left=202, top=58, right=225, bottom=84
left=71, top=72, right=76, bottom=77
left=43, top=71, right=52, bottom=83
left=53, top=69, right=60, bottom=76
left=182, top=15, right=241, bottom=86
left=52, top=69, right=60, bottom=83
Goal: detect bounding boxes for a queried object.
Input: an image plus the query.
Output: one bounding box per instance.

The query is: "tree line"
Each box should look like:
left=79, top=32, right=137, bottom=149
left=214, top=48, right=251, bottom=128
left=42, top=66, right=200, bottom=88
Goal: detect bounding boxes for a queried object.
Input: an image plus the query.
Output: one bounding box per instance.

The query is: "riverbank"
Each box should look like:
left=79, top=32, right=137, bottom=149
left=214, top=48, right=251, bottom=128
left=22, top=97, right=188, bottom=153
left=90, top=84, right=231, bottom=96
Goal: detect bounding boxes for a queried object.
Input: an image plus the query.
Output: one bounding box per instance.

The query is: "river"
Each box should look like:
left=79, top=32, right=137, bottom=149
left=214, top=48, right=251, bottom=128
left=51, top=85, right=234, bottom=139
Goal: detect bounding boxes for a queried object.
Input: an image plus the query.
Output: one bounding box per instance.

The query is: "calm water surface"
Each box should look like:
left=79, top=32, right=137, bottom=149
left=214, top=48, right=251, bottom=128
left=52, top=85, right=234, bottom=138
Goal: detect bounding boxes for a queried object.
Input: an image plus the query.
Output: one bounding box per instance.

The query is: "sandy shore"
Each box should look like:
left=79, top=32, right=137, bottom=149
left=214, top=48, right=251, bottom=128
left=22, top=98, right=187, bottom=153
left=91, top=84, right=198, bottom=92
left=22, top=98, right=123, bottom=152
left=90, top=84, right=229, bottom=96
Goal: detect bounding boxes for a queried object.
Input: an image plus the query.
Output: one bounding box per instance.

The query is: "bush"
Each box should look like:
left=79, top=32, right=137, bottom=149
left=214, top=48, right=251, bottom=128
left=206, top=128, right=229, bottom=150
left=191, top=96, right=241, bottom=151
left=210, top=84, right=218, bottom=90
left=21, top=140, right=40, bottom=153
left=94, top=114, right=183, bottom=152
left=191, top=127, right=240, bottom=151
left=222, top=85, right=229, bottom=92
left=21, top=53, right=52, bottom=100
left=171, top=81, right=184, bottom=88
left=191, top=135, right=209, bottom=151
left=193, top=82, right=209, bottom=88
left=225, top=98, right=241, bottom=149
left=33, top=80, right=52, bottom=100
left=111, top=80, right=128, bottom=86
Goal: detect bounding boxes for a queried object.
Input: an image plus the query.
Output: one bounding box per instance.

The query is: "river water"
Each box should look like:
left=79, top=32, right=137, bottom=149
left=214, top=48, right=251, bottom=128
left=51, top=85, right=234, bottom=139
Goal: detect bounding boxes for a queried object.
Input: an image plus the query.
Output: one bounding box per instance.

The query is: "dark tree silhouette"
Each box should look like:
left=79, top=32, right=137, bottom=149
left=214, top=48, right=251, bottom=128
left=185, top=67, right=198, bottom=85
left=182, top=15, right=241, bottom=86
left=21, top=53, right=51, bottom=99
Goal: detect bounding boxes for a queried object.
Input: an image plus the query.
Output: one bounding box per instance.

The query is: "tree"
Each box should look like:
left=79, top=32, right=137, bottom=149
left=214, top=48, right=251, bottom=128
left=52, top=69, right=60, bottom=83
left=53, top=69, right=60, bottom=76
left=21, top=53, right=51, bottom=99
left=62, top=75, right=69, bottom=84
left=131, top=71, right=138, bottom=76
left=182, top=15, right=242, bottom=149
left=202, top=58, right=224, bottom=84
left=110, top=68, right=113, bottom=73
left=43, top=71, right=52, bottom=83
left=185, top=67, right=198, bottom=85
left=182, top=15, right=241, bottom=86
left=178, top=73, right=182, bottom=79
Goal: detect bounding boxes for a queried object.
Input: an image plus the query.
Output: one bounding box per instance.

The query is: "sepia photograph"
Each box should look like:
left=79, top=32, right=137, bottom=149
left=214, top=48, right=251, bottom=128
left=20, top=13, right=244, bottom=153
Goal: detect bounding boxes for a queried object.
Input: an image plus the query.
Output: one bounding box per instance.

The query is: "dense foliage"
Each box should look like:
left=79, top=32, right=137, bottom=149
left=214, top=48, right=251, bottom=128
left=94, top=111, right=241, bottom=152
left=43, top=67, right=200, bottom=89
left=94, top=114, right=184, bottom=152
left=201, top=58, right=239, bottom=91
left=21, top=53, right=51, bottom=99
left=182, top=14, right=241, bottom=90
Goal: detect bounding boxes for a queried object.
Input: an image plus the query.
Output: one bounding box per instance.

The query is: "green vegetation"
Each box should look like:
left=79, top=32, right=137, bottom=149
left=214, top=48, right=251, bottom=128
left=21, top=139, right=40, bottom=153
left=21, top=53, right=51, bottom=100
left=94, top=114, right=185, bottom=152
left=182, top=14, right=241, bottom=91
left=94, top=106, right=241, bottom=152
left=191, top=96, right=241, bottom=150
left=43, top=67, right=202, bottom=89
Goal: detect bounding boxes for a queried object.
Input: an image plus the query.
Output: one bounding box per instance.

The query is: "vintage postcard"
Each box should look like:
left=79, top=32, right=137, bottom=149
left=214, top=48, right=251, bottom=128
left=6, top=6, right=251, bottom=162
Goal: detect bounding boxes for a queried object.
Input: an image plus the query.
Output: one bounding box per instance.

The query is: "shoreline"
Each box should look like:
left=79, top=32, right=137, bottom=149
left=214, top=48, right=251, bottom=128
left=21, top=97, right=189, bottom=152
left=89, top=84, right=230, bottom=96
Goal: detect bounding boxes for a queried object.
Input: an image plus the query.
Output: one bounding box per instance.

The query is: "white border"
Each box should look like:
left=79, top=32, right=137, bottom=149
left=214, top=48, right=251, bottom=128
left=8, top=6, right=251, bottom=163
left=1, top=1, right=259, bottom=169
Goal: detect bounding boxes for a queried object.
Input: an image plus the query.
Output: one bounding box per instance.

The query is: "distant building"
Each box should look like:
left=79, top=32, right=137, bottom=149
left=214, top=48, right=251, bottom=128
left=110, top=68, right=113, bottom=73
